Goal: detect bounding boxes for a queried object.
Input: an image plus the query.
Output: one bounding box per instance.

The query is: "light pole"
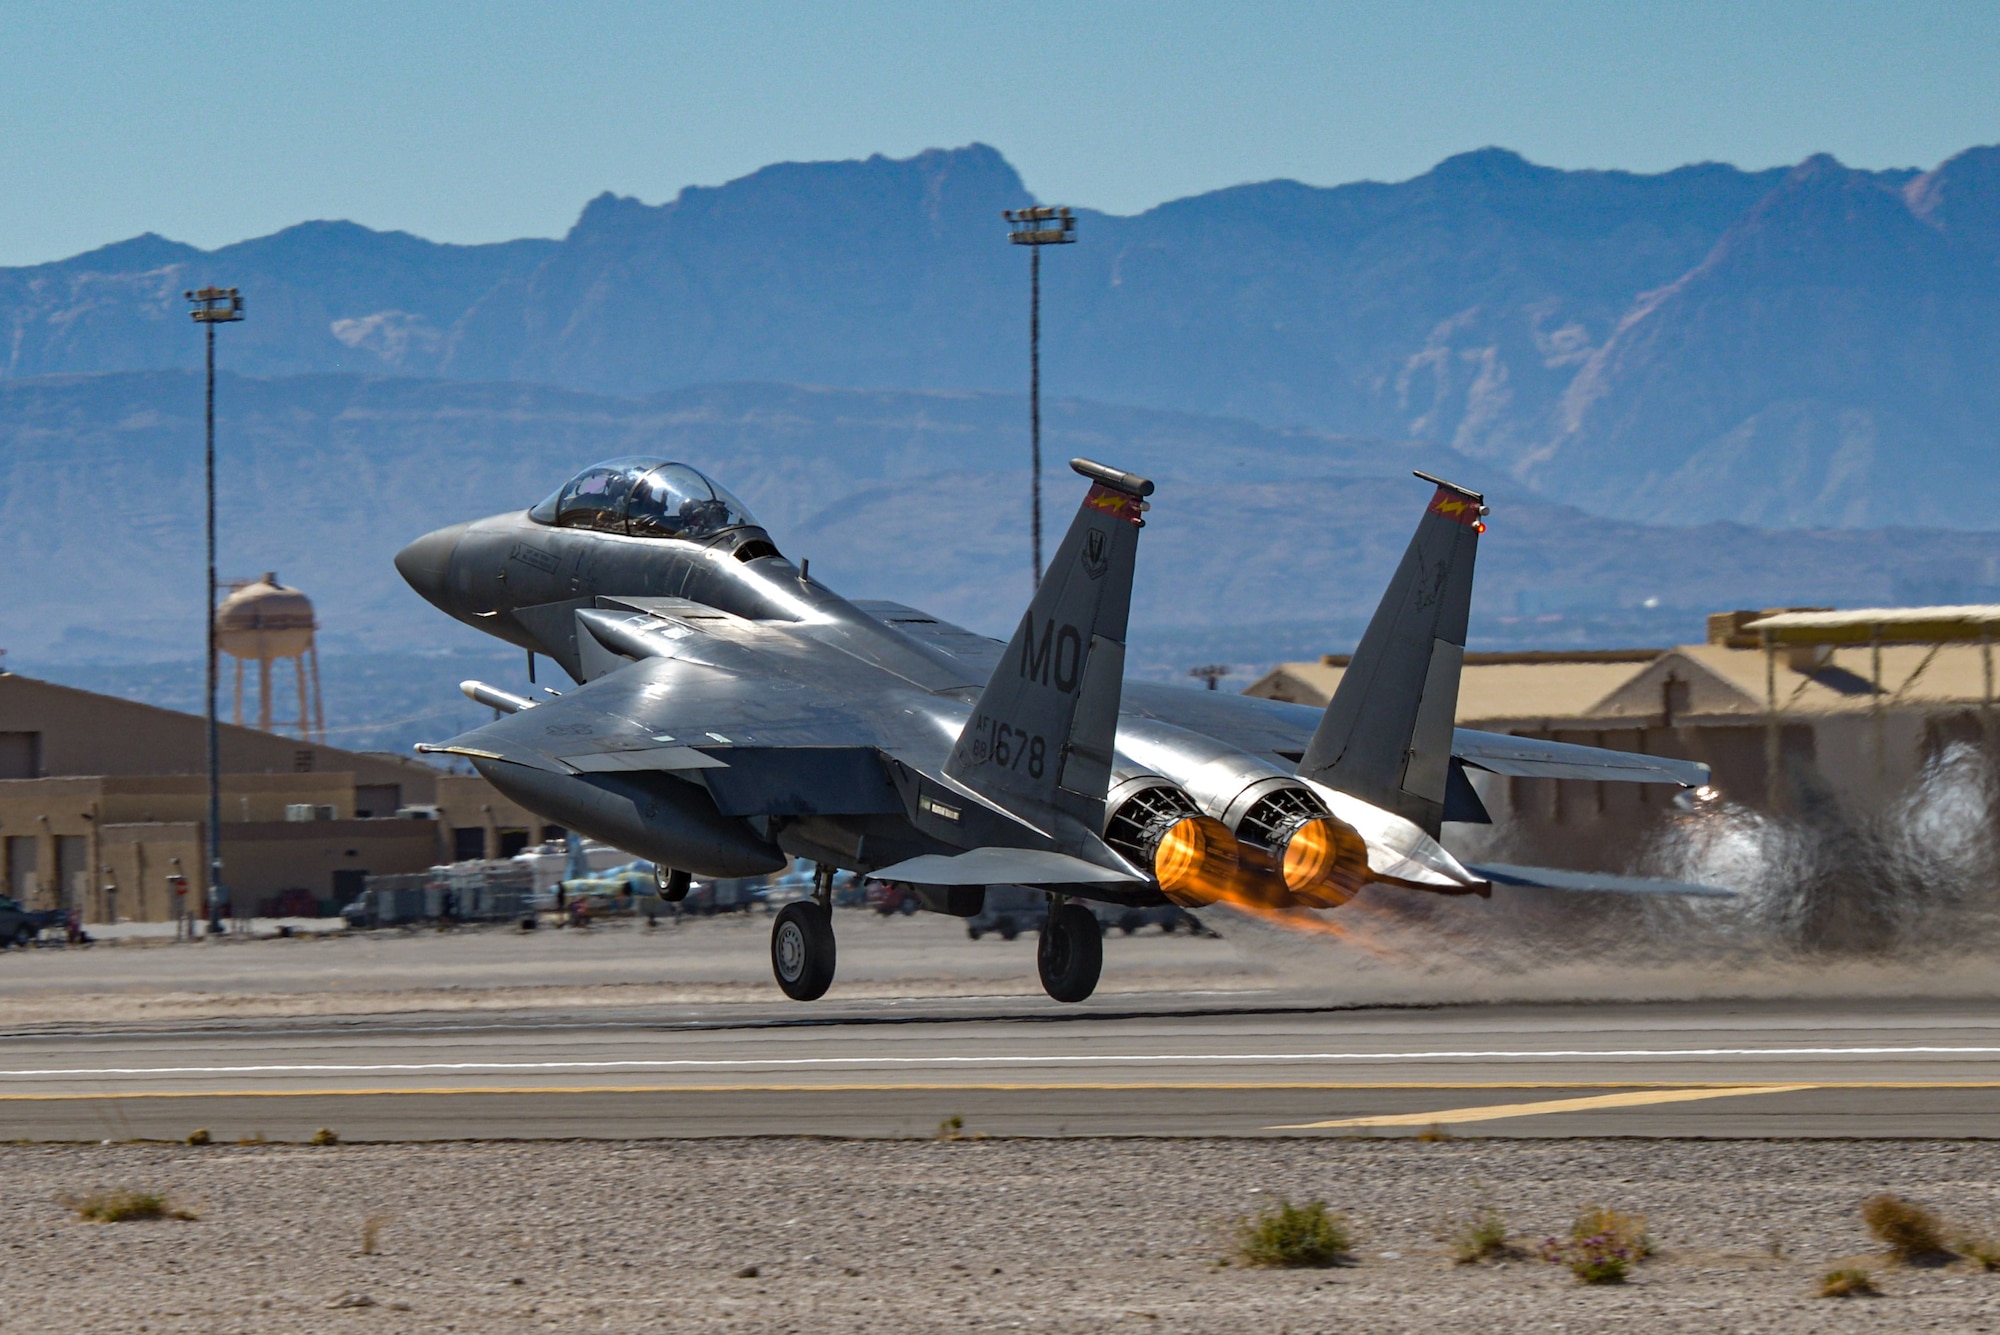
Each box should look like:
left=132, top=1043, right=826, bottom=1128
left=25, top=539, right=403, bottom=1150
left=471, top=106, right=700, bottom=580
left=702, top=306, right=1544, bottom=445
left=1189, top=664, right=1232, bottom=692
left=186, top=286, right=243, bottom=934
left=1004, top=206, right=1075, bottom=589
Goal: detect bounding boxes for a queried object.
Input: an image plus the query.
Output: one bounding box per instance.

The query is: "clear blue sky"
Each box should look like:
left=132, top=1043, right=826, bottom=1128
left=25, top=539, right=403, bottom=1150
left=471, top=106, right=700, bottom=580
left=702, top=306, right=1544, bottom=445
left=4, top=0, right=1997, bottom=266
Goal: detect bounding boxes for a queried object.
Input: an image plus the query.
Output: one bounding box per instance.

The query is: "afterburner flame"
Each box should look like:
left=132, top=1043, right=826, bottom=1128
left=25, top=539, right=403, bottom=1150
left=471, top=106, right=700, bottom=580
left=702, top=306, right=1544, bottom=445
left=1148, top=810, right=1402, bottom=954
left=1153, top=815, right=1238, bottom=906
left=1280, top=815, right=1369, bottom=908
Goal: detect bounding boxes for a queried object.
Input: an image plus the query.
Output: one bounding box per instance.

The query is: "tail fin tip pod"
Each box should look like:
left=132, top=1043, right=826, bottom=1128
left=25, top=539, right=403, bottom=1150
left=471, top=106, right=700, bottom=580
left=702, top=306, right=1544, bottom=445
left=1298, top=472, right=1486, bottom=835
left=945, top=459, right=1153, bottom=834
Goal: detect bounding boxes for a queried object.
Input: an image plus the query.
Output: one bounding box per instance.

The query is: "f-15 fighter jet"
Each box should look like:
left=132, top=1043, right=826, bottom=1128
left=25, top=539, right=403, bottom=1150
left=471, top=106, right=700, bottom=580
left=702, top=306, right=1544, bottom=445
left=398, top=457, right=1720, bottom=1003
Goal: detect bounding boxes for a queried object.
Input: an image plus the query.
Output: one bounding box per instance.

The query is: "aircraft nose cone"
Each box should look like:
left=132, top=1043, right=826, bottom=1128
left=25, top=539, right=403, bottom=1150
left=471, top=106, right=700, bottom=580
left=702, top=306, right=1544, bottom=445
left=394, top=522, right=467, bottom=609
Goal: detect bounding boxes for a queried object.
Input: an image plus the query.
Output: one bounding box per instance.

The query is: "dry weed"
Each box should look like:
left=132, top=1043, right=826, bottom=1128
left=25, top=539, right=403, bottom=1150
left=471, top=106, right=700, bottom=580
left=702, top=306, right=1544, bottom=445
left=67, top=1189, right=197, bottom=1223
left=1862, top=1194, right=1950, bottom=1263
left=1234, top=1199, right=1351, bottom=1268
left=1450, top=1206, right=1518, bottom=1264
left=1820, top=1267, right=1880, bottom=1298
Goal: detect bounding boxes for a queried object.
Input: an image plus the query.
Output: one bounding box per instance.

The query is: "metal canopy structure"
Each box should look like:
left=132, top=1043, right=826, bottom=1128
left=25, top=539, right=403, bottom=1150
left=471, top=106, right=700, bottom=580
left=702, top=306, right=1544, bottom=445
left=1743, top=605, right=2000, bottom=645
left=1743, top=605, right=2000, bottom=806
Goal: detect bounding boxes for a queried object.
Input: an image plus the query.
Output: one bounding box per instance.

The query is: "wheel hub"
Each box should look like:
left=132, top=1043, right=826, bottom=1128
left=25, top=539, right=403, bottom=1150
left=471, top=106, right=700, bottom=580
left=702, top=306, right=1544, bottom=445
left=775, top=921, right=806, bottom=981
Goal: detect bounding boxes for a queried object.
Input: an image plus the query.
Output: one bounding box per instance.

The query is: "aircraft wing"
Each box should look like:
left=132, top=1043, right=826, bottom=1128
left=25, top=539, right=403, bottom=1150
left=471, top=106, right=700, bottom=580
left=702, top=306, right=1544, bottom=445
left=849, top=601, right=1005, bottom=676
left=424, top=654, right=917, bottom=818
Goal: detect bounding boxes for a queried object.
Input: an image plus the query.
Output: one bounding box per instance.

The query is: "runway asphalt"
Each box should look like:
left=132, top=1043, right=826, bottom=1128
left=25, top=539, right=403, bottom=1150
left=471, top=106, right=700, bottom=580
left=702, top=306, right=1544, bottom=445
left=3, top=992, right=1996, bottom=1141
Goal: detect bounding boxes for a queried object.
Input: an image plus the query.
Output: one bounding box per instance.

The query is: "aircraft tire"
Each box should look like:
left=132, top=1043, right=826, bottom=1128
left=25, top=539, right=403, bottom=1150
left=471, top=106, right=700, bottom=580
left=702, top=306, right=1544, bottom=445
left=655, top=866, right=692, bottom=903
left=771, top=901, right=835, bottom=1001
left=1037, top=904, right=1102, bottom=1004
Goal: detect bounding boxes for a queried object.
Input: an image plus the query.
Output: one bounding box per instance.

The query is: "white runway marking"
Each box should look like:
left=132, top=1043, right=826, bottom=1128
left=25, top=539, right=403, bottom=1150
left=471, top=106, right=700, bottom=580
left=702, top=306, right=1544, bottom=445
left=2, top=1046, right=1998, bottom=1080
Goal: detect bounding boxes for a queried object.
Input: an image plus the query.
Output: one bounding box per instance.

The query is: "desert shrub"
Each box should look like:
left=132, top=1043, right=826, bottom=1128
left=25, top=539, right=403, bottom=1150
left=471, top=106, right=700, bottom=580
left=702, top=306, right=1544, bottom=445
left=1539, top=1230, right=1633, bottom=1284
left=1862, top=1194, right=1948, bottom=1263
left=1952, top=1232, right=1999, bottom=1271
left=1820, top=1267, right=1880, bottom=1298
left=1571, top=1206, right=1652, bottom=1258
left=1234, top=1198, right=1352, bottom=1268
left=184, top=1128, right=210, bottom=1146
left=68, top=1190, right=196, bottom=1223
left=1539, top=1206, right=1649, bottom=1284
left=1451, top=1206, right=1515, bottom=1264
left=311, top=1127, right=339, bottom=1146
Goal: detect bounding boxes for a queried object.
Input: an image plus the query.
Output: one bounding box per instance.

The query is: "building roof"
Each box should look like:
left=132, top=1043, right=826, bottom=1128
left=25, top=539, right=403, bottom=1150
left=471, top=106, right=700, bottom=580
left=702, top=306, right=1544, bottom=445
left=1243, top=652, right=1664, bottom=721
left=0, top=671, right=433, bottom=784
left=1245, top=636, right=2000, bottom=727
left=1660, top=641, right=1998, bottom=716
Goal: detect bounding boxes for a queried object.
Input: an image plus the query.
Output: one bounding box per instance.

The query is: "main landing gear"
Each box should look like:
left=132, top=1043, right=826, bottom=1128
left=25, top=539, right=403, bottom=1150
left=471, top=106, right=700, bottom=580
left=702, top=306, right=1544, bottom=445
left=1037, top=898, right=1103, bottom=1004
left=771, top=863, right=838, bottom=1001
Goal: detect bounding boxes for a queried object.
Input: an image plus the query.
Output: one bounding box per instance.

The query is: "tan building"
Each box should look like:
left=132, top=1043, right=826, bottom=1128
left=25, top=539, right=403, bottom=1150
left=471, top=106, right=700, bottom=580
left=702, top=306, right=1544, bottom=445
left=1246, top=608, right=2000, bottom=853
left=0, top=672, right=559, bottom=921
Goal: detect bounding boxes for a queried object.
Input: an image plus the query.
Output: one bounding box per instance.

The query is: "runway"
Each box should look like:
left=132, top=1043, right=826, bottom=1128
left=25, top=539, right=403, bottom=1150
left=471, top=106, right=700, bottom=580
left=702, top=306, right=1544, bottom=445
left=3, top=992, right=1996, bottom=1140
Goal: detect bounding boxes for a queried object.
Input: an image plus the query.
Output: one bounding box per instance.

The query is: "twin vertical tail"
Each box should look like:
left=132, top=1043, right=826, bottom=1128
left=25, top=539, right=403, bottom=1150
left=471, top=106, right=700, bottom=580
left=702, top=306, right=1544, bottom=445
left=945, top=459, right=1152, bottom=842
left=1297, top=472, right=1484, bottom=837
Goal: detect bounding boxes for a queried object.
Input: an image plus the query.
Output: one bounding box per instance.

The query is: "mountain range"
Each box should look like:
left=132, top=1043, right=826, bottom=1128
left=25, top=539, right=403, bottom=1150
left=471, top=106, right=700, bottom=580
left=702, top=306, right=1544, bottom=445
left=7, top=142, right=2000, bottom=529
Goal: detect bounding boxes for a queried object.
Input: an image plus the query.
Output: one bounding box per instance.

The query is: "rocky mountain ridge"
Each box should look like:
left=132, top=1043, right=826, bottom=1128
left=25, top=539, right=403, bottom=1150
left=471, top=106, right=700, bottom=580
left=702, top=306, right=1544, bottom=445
left=7, top=144, right=1998, bottom=528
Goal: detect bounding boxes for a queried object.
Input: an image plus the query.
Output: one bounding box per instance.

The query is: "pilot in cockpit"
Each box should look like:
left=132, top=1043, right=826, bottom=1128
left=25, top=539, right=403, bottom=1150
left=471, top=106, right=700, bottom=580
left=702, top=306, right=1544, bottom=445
left=531, top=459, right=757, bottom=541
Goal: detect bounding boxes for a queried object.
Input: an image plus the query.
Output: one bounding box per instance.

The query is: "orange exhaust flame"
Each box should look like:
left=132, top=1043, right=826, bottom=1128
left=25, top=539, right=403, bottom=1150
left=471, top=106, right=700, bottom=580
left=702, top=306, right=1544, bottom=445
left=1280, top=815, right=1369, bottom=908
left=1148, top=815, right=1406, bottom=957
left=1153, top=815, right=1238, bottom=907
left=1198, top=875, right=1405, bottom=958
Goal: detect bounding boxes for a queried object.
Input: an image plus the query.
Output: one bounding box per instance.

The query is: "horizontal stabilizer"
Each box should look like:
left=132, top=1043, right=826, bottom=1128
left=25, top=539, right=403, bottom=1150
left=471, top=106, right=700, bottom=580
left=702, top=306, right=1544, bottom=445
left=1470, top=862, right=1736, bottom=899
left=1454, top=730, right=1710, bottom=787
left=870, top=847, right=1143, bottom=887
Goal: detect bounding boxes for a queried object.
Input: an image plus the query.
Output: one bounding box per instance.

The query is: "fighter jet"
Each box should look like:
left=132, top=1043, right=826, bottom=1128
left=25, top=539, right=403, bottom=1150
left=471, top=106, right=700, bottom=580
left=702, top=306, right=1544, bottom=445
left=397, top=456, right=1720, bottom=1003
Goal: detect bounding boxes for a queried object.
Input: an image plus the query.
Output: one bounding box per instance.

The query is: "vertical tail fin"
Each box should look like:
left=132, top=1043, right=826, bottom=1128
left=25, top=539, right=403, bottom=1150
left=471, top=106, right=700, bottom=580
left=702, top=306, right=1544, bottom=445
left=1298, top=472, right=1483, bottom=835
left=946, top=459, right=1152, bottom=835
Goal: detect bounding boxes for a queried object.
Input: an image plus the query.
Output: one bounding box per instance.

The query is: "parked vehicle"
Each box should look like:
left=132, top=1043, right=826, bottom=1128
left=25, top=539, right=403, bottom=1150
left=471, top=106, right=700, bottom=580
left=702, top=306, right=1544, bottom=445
left=962, top=889, right=1210, bottom=940
left=343, top=861, right=535, bottom=928
left=1092, top=903, right=1210, bottom=936
left=866, top=880, right=921, bottom=916
left=964, top=885, right=1046, bottom=940
left=0, top=895, right=64, bottom=947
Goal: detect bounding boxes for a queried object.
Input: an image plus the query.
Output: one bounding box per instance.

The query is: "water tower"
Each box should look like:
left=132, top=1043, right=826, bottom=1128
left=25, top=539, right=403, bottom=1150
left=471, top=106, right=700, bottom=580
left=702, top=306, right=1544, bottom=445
left=215, top=572, right=325, bottom=742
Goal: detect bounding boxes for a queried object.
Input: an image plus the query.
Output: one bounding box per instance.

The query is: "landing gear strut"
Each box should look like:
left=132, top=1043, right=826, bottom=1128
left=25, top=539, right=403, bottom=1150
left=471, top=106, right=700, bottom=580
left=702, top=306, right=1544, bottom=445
left=1037, top=898, right=1102, bottom=1003
left=770, top=864, right=838, bottom=1001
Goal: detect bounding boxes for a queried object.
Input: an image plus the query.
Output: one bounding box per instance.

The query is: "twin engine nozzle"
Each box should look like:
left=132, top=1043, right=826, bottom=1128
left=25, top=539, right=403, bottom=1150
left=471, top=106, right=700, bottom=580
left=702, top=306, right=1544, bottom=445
left=1106, top=783, right=1369, bottom=910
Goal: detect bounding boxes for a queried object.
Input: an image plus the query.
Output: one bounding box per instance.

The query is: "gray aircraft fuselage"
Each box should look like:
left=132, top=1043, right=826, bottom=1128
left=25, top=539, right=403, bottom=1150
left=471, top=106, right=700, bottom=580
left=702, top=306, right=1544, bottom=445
left=395, top=494, right=1335, bottom=905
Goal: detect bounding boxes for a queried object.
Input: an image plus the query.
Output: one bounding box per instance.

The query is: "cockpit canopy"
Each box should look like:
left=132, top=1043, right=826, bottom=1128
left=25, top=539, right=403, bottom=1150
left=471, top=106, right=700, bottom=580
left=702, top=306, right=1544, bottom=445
left=529, top=458, right=760, bottom=540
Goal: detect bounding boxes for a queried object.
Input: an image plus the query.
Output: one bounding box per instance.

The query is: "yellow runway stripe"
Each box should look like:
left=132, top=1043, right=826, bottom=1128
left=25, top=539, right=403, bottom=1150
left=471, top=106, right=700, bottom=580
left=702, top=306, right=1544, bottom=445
left=0, top=1080, right=1990, bottom=1104
left=1275, top=1083, right=1819, bottom=1129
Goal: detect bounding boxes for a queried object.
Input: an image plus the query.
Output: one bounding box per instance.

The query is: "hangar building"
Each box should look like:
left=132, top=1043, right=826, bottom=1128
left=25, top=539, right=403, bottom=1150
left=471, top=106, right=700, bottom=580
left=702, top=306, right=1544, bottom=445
left=0, top=672, right=559, bottom=922
left=1246, top=606, right=2000, bottom=856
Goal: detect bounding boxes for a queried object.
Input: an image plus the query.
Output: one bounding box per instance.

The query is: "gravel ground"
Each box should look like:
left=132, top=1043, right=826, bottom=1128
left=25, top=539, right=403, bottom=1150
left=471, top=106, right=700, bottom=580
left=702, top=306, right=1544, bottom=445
left=6, top=1139, right=1998, bottom=1333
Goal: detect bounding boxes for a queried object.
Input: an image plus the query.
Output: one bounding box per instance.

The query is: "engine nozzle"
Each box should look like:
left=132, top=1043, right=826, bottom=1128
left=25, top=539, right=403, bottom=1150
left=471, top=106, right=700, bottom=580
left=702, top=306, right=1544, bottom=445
left=1278, top=814, right=1370, bottom=908
left=1150, top=814, right=1241, bottom=907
